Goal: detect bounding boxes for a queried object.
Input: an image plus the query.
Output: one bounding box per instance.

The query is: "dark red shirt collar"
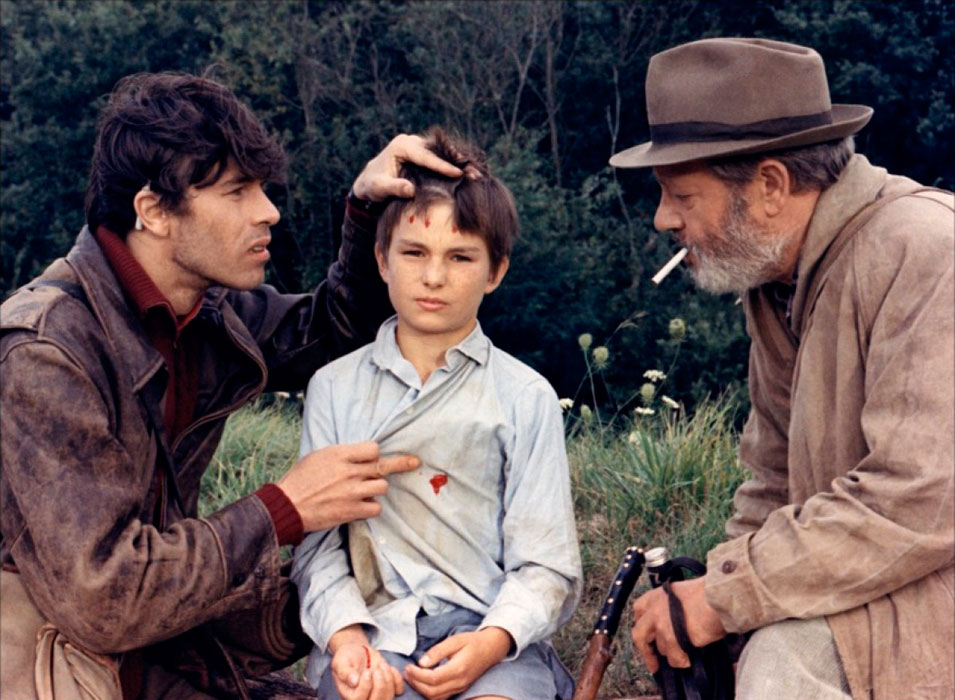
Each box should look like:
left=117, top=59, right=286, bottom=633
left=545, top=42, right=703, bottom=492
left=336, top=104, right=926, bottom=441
left=94, top=226, right=201, bottom=330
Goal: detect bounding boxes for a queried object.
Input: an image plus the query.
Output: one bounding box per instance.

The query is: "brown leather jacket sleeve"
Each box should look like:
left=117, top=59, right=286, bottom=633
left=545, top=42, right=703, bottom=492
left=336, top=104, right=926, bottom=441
left=0, top=337, right=282, bottom=653
left=226, top=208, right=392, bottom=392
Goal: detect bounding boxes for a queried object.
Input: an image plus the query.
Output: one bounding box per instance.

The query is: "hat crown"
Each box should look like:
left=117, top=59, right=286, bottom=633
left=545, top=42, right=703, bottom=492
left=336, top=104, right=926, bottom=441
left=647, top=38, right=833, bottom=127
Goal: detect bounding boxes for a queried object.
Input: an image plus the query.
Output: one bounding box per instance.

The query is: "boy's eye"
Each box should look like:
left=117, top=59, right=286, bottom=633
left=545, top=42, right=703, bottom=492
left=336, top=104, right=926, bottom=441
left=401, top=249, right=425, bottom=257
left=451, top=254, right=474, bottom=262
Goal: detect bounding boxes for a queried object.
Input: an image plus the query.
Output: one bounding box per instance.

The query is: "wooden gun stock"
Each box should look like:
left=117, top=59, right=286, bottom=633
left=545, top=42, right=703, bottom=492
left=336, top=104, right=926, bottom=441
left=572, top=546, right=645, bottom=700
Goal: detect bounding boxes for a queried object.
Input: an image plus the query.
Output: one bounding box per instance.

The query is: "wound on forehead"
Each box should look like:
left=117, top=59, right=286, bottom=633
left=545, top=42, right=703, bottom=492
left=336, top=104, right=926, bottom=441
left=375, top=128, right=518, bottom=274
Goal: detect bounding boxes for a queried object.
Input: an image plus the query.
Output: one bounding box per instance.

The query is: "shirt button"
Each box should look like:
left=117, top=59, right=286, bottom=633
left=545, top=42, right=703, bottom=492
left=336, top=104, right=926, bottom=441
left=721, top=560, right=737, bottom=574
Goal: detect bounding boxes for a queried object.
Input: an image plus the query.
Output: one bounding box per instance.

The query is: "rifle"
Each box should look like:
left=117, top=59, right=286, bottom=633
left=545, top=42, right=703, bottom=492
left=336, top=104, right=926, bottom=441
left=572, top=546, right=739, bottom=700
left=571, top=546, right=645, bottom=700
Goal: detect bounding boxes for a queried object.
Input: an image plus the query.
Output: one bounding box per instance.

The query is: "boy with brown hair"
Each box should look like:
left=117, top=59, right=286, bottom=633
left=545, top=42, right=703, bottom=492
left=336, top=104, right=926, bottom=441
left=292, top=129, right=582, bottom=700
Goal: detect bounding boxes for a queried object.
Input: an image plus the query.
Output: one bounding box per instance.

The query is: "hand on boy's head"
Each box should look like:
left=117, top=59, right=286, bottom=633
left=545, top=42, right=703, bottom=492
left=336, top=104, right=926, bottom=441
left=352, top=134, right=464, bottom=201
left=276, top=442, right=420, bottom=532
left=403, top=627, right=511, bottom=700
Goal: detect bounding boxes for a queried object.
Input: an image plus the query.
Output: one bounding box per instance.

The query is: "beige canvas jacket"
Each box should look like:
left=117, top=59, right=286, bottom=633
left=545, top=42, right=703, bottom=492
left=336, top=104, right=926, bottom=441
left=704, top=155, right=954, bottom=699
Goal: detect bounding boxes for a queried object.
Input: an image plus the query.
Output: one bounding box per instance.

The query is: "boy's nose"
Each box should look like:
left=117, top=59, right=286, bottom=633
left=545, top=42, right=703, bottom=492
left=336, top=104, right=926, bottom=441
left=422, top=260, right=446, bottom=287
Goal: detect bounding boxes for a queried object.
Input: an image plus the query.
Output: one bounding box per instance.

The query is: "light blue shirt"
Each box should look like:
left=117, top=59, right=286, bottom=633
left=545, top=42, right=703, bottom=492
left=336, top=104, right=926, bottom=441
left=291, top=317, right=582, bottom=685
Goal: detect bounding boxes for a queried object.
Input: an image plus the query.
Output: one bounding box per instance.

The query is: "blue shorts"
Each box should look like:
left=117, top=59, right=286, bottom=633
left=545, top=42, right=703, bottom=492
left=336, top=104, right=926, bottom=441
left=316, top=609, right=574, bottom=700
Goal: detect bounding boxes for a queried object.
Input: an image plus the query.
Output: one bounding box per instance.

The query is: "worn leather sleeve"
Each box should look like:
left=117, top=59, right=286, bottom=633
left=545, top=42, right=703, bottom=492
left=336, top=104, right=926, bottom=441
left=225, top=208, right=392, bottom=392
left=0, top=336, right=284, bottom=654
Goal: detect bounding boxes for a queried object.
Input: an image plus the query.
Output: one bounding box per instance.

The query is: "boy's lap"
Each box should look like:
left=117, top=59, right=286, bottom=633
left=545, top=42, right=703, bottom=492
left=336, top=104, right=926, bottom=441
left=316, top=640, right=568, bottom=700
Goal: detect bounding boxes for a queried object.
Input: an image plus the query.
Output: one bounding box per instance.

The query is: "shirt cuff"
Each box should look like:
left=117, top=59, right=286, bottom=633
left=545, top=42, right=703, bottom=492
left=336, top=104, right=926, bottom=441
left=479, top=604, right=531, bottom=660
left=255, top=483, right=304, bottom=546
left=705, top=533, right=771, bottom=633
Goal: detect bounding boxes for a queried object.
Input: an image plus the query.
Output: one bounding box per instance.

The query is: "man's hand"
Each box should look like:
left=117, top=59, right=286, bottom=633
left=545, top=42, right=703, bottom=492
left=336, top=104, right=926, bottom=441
left=328, top=626, right=404, bottom=700
left=630, top=577, right=727, bottom=673
left=402, top=627, right=511, bottom=700
left=352, top=134, right=464, bottom=201
left=277, top=442, right=419, bottom=532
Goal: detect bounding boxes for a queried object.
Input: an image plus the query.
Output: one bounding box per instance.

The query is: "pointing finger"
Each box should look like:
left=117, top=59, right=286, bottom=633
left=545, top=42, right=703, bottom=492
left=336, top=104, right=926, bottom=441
left=375, top=454, right=420, bottom=477
left=342, top=441, right=382, bottom=464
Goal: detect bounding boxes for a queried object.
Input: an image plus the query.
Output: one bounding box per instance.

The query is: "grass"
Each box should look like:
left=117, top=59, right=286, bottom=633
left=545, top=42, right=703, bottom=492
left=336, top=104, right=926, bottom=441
left=201, top=394, right=746, bottom=699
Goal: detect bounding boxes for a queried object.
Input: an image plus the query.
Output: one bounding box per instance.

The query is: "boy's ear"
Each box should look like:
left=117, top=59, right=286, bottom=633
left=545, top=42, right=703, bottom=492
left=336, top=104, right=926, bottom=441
left=485, top=256, right=509, bottom=294
left=374, top=244, right=390, bottom=283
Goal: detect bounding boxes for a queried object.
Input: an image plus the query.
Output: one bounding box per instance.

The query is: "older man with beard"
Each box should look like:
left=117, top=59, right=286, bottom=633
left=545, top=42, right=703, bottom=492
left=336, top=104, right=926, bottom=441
left=612, top=38, right=954, bottom=699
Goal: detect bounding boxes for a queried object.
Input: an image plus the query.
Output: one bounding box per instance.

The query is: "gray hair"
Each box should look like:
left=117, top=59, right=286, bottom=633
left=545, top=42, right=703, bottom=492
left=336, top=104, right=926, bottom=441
left=705, top=137, right=855, bottom=193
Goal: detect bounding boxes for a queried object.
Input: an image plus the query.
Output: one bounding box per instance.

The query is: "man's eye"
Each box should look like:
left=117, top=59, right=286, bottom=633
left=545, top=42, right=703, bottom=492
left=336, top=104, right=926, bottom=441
left=451, top=254, right=474, bottom=262
left=402, top=249, right=424, bottom=257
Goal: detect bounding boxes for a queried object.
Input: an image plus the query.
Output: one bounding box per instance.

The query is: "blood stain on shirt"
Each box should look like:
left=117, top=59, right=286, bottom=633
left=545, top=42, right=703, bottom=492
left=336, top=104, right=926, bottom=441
left=429, top=473, right=448, bottom=495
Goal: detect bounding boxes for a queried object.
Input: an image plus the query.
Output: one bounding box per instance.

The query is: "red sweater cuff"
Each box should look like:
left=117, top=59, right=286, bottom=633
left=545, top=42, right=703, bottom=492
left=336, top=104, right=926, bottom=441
left=255, top=483, right=304, bottom=546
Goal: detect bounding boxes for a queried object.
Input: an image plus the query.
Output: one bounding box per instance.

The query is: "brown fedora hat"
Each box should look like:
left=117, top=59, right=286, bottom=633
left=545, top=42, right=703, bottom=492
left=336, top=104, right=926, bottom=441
left=610, top=37, right=873, bottom=169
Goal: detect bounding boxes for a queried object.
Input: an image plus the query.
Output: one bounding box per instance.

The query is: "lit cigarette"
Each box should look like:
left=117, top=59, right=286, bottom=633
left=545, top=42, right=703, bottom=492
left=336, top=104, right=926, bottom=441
left=651, top=247, right=688, bottom=284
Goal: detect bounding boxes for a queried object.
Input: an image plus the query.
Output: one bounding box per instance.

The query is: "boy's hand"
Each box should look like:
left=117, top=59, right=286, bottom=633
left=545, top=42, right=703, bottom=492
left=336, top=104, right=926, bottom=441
left=403, top=627, right=512, bottom=700
left=329, top=627, right=404, bottom=700
left=352, top=134, right=464, bottom=201
left=277, top=442, right=419, bottom=532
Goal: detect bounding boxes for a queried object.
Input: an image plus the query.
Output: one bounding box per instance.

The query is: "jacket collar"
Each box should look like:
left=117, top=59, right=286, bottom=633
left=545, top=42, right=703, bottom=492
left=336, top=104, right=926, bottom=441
left=66, top=227, right=166, bottom=393
left=65, top=228, right=262, bottom=397
left=93, top=227, right=201, bottom=332
left=789, top=154, right=888, bottom=331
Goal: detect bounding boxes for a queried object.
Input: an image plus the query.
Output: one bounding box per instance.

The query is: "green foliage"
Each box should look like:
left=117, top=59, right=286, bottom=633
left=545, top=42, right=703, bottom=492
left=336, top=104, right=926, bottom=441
left=200, top=400, right=302, bottom=516
left=556, top=394, right=745, bottom=695
left=3, top=0, right=952, bottom=405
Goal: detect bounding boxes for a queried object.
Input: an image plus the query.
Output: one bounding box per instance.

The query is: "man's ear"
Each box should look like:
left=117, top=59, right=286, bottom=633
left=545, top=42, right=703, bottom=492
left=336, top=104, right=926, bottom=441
left=485, top=256, right=509, bottom=294
left=374, top=244, right=390, bottom=283
left=755, top=159, right=791, bottom=218
left=132, top=187, right=168, bottom=236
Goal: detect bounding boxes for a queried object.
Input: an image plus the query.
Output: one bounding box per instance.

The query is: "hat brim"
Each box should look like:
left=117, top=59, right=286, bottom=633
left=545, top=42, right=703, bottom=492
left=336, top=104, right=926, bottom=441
left=609, top=104, right=873, bottom=169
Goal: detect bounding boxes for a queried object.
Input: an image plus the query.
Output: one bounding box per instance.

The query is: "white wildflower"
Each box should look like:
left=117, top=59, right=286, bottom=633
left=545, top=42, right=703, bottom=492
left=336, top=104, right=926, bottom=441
left=639, top=382, right=656, bottom=405
left=669, top=317, right=687, bottom=341
left=661, top=395, right=681, bottom=410
left=626, top=431, right=640, bottom=444
left=580, top=405, right=593, bottom=421
left=592, top=346, right=610, bottom=368
left=634, top=407, right=655, bottom=416
left=643, top=369, right=667, bottom=382
left=558, top=398, right=574, bottom=411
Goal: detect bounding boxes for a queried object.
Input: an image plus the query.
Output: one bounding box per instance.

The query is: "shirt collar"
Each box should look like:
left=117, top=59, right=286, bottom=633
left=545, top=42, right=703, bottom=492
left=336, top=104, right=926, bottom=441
left=371, top=316, right=491, bottom=379
left=94, top=226, right=201, bottom=331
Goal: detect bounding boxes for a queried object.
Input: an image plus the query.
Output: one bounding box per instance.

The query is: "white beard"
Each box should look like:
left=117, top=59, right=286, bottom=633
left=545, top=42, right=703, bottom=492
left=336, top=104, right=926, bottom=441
left=689, top=191, right=790, bottom=295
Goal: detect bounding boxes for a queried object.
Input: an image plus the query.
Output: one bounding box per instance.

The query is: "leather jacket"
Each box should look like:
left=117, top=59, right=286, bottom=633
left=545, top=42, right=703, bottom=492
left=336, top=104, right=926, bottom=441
left=0, top=211, right=391, bottom=695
